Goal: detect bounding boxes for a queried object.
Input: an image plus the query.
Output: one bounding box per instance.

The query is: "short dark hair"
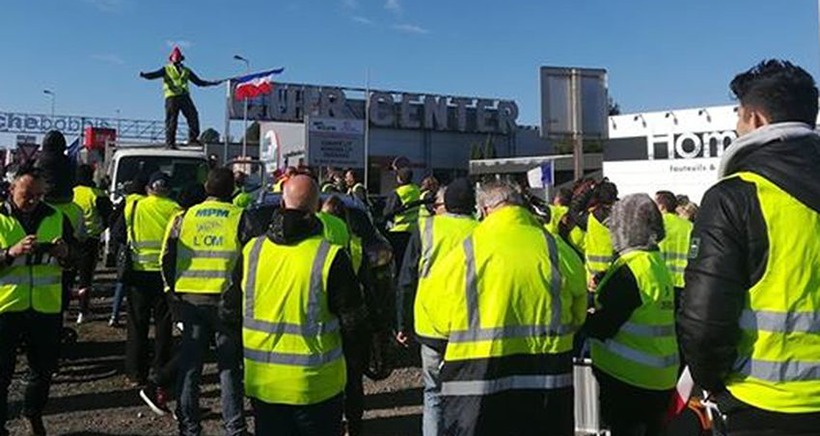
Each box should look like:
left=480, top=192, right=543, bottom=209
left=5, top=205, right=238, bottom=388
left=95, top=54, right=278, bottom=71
left=730, top=60, right=818, bottom=125
left=593, top=179, right=618, bottom=206
left=655, top=190, right=677, bottom=212
left=205, top=167, right=235, bottom=199
left=397, top=167, right=413, bottom=184
left=555, top=187, right=572, bottom=206
left=322, top=195, right=347, bottom=221
left=14, top=166, right=42, bottom=182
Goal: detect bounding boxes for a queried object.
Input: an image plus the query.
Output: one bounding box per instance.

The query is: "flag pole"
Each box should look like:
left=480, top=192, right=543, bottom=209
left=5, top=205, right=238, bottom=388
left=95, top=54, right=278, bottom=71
left=224, top=80, right=231, bottom=164
left=364, top=68, right=370, bottom=191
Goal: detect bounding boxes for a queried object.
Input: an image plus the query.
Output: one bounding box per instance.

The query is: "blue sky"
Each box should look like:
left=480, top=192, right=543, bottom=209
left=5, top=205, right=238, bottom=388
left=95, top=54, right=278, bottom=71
left=1, top=0, right=818, bottom=139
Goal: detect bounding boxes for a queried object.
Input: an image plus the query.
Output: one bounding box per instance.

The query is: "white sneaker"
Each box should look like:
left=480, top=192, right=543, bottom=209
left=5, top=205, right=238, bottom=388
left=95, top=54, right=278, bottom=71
left=175, top=322, right=184, bottom=333
left=76, top=312, right=85, bottom=325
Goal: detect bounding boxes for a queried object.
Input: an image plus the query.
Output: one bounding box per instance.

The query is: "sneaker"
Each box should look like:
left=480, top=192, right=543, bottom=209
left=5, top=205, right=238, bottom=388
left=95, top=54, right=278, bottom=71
left=175, top=322, right=184, bottom=333
left=108, top=317, right=119, bottom=327
left=140, top=383, right=171, bottom=416
left=76, top=312, right=85, bottom=325
left=25, top=415, right=46, bottom=436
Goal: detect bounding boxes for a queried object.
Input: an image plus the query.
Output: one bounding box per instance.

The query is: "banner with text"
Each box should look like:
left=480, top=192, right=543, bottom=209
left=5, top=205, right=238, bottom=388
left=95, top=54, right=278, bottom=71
left=305, top=117, right=365, bottom=169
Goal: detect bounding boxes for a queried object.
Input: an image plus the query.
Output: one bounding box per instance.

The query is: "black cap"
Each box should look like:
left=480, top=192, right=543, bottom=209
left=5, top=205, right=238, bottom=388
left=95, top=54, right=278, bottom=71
left=42, top=130, right=66, bottom=152
left=444, top=178, right=475, bottom=215
left=148, top=171, right=171, bottom=190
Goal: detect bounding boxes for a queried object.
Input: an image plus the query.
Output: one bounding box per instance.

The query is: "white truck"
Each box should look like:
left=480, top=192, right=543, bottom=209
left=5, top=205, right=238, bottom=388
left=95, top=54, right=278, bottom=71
left=102, top=143, right=209, bottom=265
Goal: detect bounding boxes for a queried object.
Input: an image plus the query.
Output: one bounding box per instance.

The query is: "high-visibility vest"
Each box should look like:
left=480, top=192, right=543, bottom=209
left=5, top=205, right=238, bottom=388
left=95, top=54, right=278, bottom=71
left=725, top=172, right=820, bottom=413
left=232, top=189, right=253, bottom=209
left=316, top=212, right=350, bottom=247
left=419, top=190, right=434, bottom=218
left=350, top=234, right=363, bottom=274
left=0, top=206, right=65, bottom=314
left=50, top=201, right=86, bottom=243
left=568, top=225, right=586, bottom=255
left=163, top=64, right=190, bottom=98
left=73, top=185, right=105, bottom=238
left=390, top=184, right=421, bottom=233
left=585, top=212, right=614, bottom=281
left=172, top=200, right=243, bottom=295
left=545, top=205, right=568, bottom=235
left=591, top=250, right=679, bottom=390
left=242, top=235, right=346, bottom=405
left=658, top=212, right=693, bottom=288
left=427, top=206, right=579, bottom=396
left=126, top=195, right=181, bottom=272
left=414, top=214, right=477, bottom=340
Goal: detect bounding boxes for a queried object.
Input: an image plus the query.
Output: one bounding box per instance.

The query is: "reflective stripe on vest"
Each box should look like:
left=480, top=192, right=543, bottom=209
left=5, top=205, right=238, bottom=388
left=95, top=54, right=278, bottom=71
left=242, top=235, right=346, bottom=405
left=441, top=373, right=573, bottom=397
left=0, top=206, right=65, bottom=314
left=590, top=250, right=678, bottom=390
left=391, top=184, right=421, bottom=233
left=585, top=213, right=613, bottom=279
left=659, top=213, right=692, bottom=288
left=174, top=201, right=242, bottom=295
left=163, top=64, right=190, bottom=98
left=726, top=172, right=820, bottom=413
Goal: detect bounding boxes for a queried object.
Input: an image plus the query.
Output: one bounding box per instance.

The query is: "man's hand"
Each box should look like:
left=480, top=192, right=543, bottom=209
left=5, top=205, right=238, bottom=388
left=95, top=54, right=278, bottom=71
left=49, top=238, right=68, bottom=260
left=9, top=235, right=36, bottom=258
left=395, top=330, right=411, bottom=348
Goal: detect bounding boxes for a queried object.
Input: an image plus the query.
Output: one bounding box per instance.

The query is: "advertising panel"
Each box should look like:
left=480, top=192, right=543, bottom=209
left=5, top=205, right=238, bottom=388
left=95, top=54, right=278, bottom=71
left=305, top=117, right=365, bottom=168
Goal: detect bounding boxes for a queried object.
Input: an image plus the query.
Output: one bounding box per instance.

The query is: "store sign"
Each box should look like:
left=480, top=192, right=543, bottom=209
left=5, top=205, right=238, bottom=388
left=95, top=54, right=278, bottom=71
left=229, top=84, right=519, bottom=134
left=305, top=117, right=365, bottom=168
left=0, top=112, right=113, bottom=135
left=646, top=130, right=737, bottom=160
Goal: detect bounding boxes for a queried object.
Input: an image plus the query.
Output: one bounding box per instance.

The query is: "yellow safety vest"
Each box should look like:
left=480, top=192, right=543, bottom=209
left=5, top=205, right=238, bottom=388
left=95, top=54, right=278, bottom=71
left=163, top=64, right=190, bottom=98
left=545, top=205, right=568, bottom=235
left=391, top=184, right=421, bottom=233
left=126, top=195, right=181, bottom=272
left=172, top=200, right=243, bottom=295
left=73, top=185, right=105, bottom=238
left=726, top=172, right=820, bottom=413
left=242, top=235, right=346, bottom=405
left=232, top=190, right=254, bottom=209
left=585, top=212, right=614, bottom=282
left=658, top=213, right=693, bottom=288
left=591, top=250, right=679, bottom=390
left=414, top=214, right=478, bottom=340
left=0, top=206, right=65, bottom=314
left=316, top=212, right=351, bottom=247
left=350, top=234, right=363, bottom=274
left=50, top=201, right=86, bottom=243
left=425, top=206, right=583, bottom=396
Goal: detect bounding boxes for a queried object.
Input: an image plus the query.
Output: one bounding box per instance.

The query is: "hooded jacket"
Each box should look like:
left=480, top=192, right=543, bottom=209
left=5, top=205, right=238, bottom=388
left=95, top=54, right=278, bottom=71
left=678, top=122, right=820, bottom=394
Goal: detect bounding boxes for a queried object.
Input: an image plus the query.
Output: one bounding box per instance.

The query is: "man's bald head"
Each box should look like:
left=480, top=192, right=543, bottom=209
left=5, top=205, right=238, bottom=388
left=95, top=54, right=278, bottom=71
left=283, top=174, right=319, bottom=212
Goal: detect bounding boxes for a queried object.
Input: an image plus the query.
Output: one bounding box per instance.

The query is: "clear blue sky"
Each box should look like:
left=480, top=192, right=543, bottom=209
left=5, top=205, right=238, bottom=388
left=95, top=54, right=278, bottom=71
left=1, top=0, right=818, bottom=139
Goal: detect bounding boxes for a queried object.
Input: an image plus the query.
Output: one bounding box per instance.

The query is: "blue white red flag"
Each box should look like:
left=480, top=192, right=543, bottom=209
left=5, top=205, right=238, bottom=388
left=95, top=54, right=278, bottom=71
left=233, top=68, right=285, bottom=101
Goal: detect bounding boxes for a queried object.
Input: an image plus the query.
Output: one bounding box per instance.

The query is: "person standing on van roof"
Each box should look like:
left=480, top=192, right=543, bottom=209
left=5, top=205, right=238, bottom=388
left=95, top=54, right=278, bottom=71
left=679, top=60, right=820, bottom=435
left=140, top=47, right=223, bottom=149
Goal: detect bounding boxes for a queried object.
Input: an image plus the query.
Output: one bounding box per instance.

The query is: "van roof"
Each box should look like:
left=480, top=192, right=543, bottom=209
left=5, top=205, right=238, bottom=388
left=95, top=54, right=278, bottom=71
left=112, top=148, right=206, bottom=160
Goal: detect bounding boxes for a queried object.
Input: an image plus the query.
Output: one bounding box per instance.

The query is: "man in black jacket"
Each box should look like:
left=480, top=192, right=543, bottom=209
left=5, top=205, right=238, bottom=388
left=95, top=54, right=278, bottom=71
left=678, top=59, right=820, bottom=435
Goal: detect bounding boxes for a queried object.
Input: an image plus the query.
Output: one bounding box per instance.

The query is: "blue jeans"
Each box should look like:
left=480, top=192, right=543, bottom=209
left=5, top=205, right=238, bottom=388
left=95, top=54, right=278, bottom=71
left=175, top=302, right=245, bottom=436
left=110, top=281, right=126, bottom=320
left=420, top=344, right=443, bottom=436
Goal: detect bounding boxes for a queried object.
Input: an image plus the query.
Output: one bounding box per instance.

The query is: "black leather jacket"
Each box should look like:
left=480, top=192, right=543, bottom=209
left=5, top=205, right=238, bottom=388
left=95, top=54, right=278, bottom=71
left=678, top=132, right=820, bottom=393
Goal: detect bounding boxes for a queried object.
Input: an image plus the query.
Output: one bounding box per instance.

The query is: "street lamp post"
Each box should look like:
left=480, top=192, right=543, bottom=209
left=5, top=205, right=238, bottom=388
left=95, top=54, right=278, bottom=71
left=233, top=55, right=251, bottom=158
left=43, top=89, right=55, bottom=119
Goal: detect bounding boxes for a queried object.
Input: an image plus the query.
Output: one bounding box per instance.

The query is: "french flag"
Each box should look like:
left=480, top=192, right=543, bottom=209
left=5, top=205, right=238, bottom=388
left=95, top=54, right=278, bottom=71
left=664, top=366, right=695, bottom=423
left=233, top=68, right=285, bottom=101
